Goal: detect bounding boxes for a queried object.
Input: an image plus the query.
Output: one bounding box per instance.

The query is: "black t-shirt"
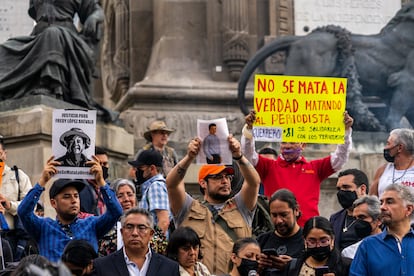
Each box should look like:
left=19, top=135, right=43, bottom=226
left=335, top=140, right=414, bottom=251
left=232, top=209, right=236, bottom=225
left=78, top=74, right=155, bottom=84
left=339, top=215, right=360, bottom=250
left=257, top=228, right=304, bottom=258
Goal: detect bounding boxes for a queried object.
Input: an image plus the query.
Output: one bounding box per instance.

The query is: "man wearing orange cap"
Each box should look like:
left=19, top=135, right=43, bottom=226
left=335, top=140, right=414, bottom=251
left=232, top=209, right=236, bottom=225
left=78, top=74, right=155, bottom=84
left=166, top=135, right=260, bottom=275
left=135, top=120, right=178, bottom=177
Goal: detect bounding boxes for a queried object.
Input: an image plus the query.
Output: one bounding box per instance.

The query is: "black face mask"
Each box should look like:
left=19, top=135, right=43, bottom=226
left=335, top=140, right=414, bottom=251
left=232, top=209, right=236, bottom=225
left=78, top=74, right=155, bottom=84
left=237, top=258, right=258, bottom=276
left=101, top=166, right=109, bottom=180
left=306, top=245, right=331, bottom=262
left=354, top=219, right=372, bottom=239
left=383, top=148, right=395, bottom=163
left=337, top=190, right=358, bottom=209
left=135, top=168, right=147, bottom=185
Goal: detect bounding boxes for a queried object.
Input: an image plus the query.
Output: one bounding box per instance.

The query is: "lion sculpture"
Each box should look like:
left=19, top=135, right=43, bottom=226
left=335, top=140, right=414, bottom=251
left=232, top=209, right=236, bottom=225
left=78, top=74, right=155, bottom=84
left=238, top=2, right=414, bottom=131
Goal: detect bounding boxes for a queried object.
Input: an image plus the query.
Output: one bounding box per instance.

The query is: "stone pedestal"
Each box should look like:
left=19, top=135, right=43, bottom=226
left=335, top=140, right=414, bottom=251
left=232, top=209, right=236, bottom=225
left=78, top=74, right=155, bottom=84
left=109, top=0, right=391, bottom=220
left=0, top=95, right=134, bottom=217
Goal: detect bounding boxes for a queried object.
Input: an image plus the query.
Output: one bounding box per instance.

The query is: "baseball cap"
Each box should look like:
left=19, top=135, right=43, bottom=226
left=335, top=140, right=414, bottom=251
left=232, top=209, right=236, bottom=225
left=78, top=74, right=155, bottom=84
left=128, top=150, right=163, bottom=167
left=49, top=179, right=85, bottom=199
left=198, top=165, right=235, bottom=181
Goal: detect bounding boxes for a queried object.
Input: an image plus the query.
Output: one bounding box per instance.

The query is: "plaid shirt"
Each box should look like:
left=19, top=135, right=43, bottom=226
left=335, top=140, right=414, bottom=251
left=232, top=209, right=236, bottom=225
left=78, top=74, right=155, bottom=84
left=18, top=183, right=122, bottom=262
left=139, top=174, right=171, bottom=226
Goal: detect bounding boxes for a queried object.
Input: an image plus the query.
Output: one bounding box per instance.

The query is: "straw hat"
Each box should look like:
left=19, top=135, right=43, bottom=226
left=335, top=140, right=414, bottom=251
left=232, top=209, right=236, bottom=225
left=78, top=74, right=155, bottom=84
left=143, top=121, right=175, bottom=142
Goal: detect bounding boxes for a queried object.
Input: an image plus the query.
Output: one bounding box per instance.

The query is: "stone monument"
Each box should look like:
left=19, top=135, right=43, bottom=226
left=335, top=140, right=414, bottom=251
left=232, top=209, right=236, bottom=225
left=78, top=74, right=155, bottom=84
left=101, top=0, right=411, bottom=218
left=1, top=0, right=409, bottom=219
left=0, top=1, right=134, bottom=211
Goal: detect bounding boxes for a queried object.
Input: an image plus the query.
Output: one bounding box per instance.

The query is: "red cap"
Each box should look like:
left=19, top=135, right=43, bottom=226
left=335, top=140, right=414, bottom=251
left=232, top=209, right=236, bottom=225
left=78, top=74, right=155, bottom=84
left=198, top=165, right=234, bottom=181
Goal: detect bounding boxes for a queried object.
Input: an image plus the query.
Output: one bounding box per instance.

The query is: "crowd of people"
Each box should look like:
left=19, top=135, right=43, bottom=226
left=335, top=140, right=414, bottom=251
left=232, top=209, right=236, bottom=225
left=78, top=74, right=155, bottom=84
left=1, top=115, right=414, bottom=276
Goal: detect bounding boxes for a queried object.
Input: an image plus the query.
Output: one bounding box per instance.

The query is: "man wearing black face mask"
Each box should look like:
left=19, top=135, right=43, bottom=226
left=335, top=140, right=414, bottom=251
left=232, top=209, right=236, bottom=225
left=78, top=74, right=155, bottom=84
left=329, top=169, right=368, bottom=250
left=128, top=150, right=171, bottom=237
left=370, top=128, right=414, bottom=197
left=341, top=195, right=382, bottom=259
left=80, top=147, right=110, bottom=216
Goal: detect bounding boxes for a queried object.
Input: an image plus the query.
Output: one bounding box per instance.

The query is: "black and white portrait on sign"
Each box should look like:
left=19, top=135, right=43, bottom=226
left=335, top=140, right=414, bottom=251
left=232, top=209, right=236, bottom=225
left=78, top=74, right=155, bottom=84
left=52, top=109, right=96, bottom=179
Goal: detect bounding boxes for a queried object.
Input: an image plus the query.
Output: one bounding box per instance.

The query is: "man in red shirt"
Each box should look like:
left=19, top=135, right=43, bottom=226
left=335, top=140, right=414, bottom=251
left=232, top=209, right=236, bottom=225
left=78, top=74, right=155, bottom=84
left=241, top=110, right=354, bottom=226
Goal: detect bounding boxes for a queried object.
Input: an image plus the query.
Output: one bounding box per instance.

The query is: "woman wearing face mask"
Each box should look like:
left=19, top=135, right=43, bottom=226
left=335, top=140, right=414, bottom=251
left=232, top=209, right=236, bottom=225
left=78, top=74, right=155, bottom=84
left=167, top=226, right=211, bottom=276
left=225, top=238, right=261, bottom=276
left=285, top=216, right=351, bottom=276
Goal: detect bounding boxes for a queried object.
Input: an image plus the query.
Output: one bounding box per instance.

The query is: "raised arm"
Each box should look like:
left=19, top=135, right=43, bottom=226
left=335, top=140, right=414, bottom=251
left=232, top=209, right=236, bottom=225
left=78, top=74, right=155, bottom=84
left=166, top=138, right=201, bottom=215
left=87, top=156, right=122, bottom=237
left=229, top=135, right=261, bottom=211
left=18, top=156, right=59, bottom=238
left=331, top=111, right=354, bottom=171
left=241, top=110, right=259, bottom=166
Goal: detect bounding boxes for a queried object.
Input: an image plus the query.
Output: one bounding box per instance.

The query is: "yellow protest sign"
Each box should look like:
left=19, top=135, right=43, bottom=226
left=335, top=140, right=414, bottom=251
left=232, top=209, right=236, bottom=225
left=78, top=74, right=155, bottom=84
left=253, top=74, right=347, bottom=144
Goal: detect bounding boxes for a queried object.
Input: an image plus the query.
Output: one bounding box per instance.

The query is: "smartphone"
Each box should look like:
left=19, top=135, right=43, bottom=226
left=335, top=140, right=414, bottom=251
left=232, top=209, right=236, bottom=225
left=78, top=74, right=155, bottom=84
left=262, top=248, right=278, bottom=256
left=315, top=266, right=330, bottom=276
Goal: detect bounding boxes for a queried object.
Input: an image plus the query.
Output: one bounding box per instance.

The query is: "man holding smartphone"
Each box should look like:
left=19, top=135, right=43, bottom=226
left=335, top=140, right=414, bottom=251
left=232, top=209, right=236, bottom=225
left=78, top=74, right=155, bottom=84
left=257, top=189, right=304, bottom=275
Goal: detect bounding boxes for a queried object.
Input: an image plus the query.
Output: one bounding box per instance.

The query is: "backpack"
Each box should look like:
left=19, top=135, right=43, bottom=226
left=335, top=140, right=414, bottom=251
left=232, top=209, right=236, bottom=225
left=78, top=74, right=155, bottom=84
left=9, top=166, right=39, bottom=261
left=252, top=194, right=274, bottom=238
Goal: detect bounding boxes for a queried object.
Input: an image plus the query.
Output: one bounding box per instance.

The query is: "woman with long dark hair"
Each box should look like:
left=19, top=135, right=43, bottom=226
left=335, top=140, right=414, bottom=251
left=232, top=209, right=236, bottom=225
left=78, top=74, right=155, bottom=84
left=227, top=237, right=261, bottom=276
left=285, top=216, right=351, bottom=276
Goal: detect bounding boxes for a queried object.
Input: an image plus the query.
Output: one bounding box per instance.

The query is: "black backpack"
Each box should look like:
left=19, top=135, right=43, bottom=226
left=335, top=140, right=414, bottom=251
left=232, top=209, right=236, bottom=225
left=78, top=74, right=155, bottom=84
left=252, top=194, right=274, bottom=238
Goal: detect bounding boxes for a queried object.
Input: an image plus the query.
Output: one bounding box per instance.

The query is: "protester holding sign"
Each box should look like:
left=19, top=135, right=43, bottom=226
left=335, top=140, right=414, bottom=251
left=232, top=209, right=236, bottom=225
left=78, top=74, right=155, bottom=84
left=241, top=110, right=353, bottom=226
left=17, top=156, right=122, bottom=262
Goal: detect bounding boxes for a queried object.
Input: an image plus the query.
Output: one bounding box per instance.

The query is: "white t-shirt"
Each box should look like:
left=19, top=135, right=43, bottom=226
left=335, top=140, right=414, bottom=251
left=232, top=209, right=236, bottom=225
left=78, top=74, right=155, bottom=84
left=378, top=163, right=414, bottom=196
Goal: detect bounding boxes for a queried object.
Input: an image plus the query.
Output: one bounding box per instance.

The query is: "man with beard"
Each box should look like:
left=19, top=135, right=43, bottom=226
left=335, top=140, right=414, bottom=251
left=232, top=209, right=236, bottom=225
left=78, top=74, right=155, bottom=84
left=330, top=169, right=369, bottom=250
left=241, top=110, right=354, bottom=226
left=257, top=189, right=304, bottom=275
left=166, top=135, right=260, bottom=275
left=17, top=155, right=122, bottom=262
left=128, top=150, right=170, bottom=236
left=350, top=184, right=414, bottom=276
left=56, top=128, right=91, bottom=167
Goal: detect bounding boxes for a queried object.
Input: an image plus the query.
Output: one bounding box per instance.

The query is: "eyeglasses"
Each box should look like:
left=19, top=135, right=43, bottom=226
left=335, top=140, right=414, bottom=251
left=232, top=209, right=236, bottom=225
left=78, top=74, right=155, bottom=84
left=305, top=237, right=331, bottom=248
left=206, top=174, right=234, bottom=181
left=123, top=223, right=151, bottom=234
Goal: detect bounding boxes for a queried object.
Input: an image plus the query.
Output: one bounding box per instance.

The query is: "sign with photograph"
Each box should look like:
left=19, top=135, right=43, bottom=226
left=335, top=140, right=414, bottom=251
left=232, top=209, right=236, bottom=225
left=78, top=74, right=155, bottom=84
left=52, top=109, right=97, bottom=179
left=197, top=118, right=232, bottom=165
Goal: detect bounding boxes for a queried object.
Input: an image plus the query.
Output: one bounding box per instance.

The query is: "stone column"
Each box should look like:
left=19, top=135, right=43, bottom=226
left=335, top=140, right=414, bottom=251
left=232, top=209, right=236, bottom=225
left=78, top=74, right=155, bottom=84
left=101, top=0, right=130, bottom=107
left=269, top=0, right=294, bottom=37
left=221, top=0, right=250, bottom=81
